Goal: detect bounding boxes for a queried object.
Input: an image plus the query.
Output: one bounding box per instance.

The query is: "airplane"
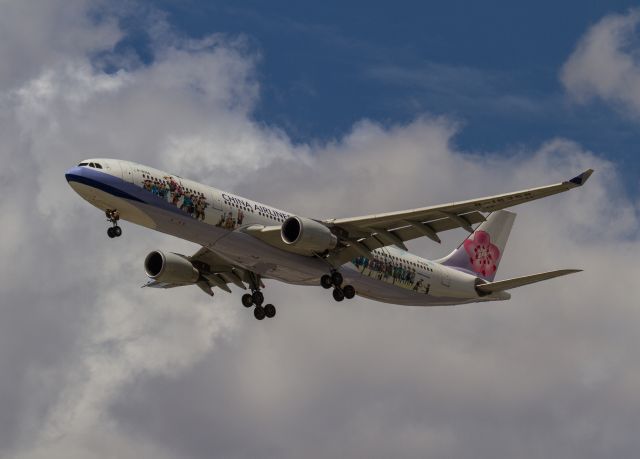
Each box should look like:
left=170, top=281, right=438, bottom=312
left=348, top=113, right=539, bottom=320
left=65, top=159, right=593, bottom=320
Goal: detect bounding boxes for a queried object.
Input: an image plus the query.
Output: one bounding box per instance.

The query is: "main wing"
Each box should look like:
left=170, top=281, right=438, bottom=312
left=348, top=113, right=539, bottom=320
left=233, top=169, right=592, bottom=266
left=323, top=169, right=593, bottom=261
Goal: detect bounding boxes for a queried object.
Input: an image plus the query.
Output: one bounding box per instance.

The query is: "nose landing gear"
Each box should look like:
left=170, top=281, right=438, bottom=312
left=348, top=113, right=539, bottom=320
left=321, top=270, right=356, bottom=302
left=106, top=209, right=122, bottom=238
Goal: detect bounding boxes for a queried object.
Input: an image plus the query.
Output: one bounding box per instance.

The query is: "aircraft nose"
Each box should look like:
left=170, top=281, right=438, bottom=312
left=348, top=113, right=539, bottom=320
left=65, top=166, right=84, bottom=183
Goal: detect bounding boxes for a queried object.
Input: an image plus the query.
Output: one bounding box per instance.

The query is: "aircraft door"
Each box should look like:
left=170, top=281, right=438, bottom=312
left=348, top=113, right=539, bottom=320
left=208, top=190, right=224, bottom=212
left=130, top=168, right=145, bottom=187
left=117, top=161, right=134, bottom=183
left=102, top=160, right=124, bottom=179
left=441, top=269, right=451, bottom=288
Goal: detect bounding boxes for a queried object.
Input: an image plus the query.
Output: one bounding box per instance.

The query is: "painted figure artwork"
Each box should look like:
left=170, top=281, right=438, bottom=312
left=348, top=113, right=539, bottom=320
left=352, top=256, right=431, bottom=294
left=216, top=209, right=245, bottom=230
left=141, top=175, right=208, bottom=221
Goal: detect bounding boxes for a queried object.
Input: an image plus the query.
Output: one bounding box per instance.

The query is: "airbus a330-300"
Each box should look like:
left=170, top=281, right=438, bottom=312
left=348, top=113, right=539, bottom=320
left=66, top=159, right=592, bottom=320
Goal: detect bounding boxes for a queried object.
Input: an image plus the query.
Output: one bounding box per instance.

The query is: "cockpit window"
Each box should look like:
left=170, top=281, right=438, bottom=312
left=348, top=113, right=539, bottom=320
left=89, top=162, right=95, bottom=168
left=95, top=163, right=103, bottom=169
left=78, top=162, right=88, bottom=166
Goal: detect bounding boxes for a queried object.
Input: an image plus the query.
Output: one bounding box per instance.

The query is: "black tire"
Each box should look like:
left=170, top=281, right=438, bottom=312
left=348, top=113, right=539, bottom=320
left=320, top=274, right=333, bottom=289
left=331, top=271, right=343, bottom=287
left=113, top=226, right=122, bottom=237
left=107, top=227, right=115, bottom=238
left=264, top=304, right=276, bottom=318
left=332, top=288, right=345, bottom=302
left=252, top=291, right=264, bottom=306
left=343, top=285, right=356, bottom=299
left=254, top=306, right=266, bottom=320
left=242, top=293, right=254, bottom=307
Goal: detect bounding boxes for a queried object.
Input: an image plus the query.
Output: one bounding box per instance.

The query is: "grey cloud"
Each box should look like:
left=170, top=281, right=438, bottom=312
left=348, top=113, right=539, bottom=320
left=1, top=2, right=640, bottom=459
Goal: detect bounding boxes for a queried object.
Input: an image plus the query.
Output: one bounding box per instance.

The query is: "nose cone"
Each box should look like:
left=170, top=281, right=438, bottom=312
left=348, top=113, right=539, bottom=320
left=65, top=166, right=96, bottom=197
left=65, top=166, right=85, bottom=183
left=65, top=166, right=88, bottom=203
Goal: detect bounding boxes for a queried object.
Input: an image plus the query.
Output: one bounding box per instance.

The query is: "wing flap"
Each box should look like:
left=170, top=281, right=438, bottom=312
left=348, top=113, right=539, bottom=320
left=389, top=211, right=486, bottom=243
left=142, top=280, right=184, bottom=289
left=476, top=269, right=582, bottom=294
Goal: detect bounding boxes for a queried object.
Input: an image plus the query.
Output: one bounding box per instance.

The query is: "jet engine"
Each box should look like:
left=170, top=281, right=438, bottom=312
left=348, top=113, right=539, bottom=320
left=281, top=216, right=337, bottom=253
left=144, top=250, right=200, bottom=284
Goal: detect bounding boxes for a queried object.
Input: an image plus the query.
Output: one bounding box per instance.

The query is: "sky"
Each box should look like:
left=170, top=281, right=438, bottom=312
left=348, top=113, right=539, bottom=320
left=0, top=1, right=639, bottom=458
left=148, top=0, right=640, bottom=193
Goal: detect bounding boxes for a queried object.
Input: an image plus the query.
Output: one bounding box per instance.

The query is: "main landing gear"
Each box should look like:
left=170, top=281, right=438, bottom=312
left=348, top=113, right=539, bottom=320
left=106, top=209, right=122, bottom=238
left=321, top=270, right=355, bottom=302
left=242, top=273, right=276, bottom=320
left=242, top=291, right=276, bottom=320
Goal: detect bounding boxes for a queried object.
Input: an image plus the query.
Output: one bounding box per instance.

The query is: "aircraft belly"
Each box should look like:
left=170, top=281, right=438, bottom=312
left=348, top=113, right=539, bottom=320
left=347, top=274, right=463, bottom=306
left=210, top=232, right=476, bottom=305
left=212, top=231, right=327, bottom=283
left=133, top=203, right=229, bottom=246
left=69, top=181, right=157, bottom=229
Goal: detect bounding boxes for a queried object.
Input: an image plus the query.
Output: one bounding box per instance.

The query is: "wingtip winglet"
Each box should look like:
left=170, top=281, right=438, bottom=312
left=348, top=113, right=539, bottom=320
left=568, top=169, right=594, bottom=186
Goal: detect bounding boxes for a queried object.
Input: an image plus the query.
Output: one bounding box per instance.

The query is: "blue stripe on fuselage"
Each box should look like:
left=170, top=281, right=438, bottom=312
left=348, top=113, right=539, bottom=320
left=65, top=168, right=145, bottom=203
left=65, top=167, right=202, bottom=219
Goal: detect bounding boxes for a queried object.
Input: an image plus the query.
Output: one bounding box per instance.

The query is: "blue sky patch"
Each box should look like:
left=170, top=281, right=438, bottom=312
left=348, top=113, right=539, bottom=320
left=114, top=0, right=640, bottom=193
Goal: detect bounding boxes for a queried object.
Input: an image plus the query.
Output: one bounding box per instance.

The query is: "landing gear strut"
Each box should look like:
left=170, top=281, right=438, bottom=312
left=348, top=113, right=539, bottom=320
left=321, top=270, right=356, bottom=302
left=106, top=209, right=122, bottom=238
left=243, top=273, right=276, bottom=320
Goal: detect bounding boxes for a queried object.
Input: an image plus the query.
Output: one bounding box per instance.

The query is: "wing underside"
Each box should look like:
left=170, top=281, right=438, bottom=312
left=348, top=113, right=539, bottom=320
left=143, top=247, right=262, bottom=294
left=233, top=169, right=593, bottom=266
left=323, top=169, right=593, bottom=264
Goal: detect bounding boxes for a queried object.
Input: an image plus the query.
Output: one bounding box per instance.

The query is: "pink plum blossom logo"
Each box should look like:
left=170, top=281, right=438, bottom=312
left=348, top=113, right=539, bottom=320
left=463, top=230, right=500, bottom=277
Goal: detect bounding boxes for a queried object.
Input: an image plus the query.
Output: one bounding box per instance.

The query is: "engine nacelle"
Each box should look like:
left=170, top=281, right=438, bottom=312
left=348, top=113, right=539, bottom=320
left=281, top=216, right=338, bottom=253
left=144, top=250, right=199, bottom=284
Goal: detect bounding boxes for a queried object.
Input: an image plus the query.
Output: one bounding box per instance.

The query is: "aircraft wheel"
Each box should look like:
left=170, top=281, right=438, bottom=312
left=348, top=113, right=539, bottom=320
left=332, top=288, right=345, bottom=302
left=331, top=271, right=343, bottom=287
left=264, top=304, right=276, bottom=318
left=242, top=293, right=254, bottom=307
left=113, top=226, right=122, bottom=237
left=343, top=285, right=356, bottom=299
left=107, top=227, right=115, bottom=238
left=254, top=306, right=266, bottom=320
left=320, top=274, right=333, bottom=289
left=252, top=291, right=264, bottom=306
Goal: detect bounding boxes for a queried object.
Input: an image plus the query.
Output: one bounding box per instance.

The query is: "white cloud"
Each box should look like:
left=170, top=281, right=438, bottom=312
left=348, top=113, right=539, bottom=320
left=561, top=9, right=640, bottom=119
left=1, top=2, right=640, bottom=459
left=0, top=0, right=121, bottom=92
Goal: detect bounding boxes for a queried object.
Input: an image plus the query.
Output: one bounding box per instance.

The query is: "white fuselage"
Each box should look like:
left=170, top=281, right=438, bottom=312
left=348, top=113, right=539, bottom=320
left=66, top=158, right=509, bottom=306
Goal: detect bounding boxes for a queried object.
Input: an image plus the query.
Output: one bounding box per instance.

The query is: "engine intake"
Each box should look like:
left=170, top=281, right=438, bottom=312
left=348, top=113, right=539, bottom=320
left=281, top=216, right=337, bottom=253
left=144, top=250, right=200, bottom=284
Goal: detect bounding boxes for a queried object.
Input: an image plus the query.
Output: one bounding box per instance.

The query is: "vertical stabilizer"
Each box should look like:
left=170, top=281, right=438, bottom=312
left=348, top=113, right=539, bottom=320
left=437, top=210, right=516, bottom=281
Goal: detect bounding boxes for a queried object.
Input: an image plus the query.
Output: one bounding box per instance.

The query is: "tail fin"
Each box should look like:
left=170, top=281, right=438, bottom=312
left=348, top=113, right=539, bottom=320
left=437, top=210, right=516, bottom=281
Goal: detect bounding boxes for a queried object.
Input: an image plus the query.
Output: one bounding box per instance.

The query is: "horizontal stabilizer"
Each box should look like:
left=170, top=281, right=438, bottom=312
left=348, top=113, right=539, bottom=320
left=476, top=269, right=582, bottom=294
